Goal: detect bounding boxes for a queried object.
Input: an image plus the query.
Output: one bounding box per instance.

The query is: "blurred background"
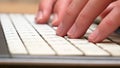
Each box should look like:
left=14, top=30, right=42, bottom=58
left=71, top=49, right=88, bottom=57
left=0, top=0, right=39, bottom=13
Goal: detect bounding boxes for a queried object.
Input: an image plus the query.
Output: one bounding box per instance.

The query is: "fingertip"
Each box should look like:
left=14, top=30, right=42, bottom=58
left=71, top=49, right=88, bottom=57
left=51, top=13, right=60, bottom=26
left=35, top=11, right=44, bottom=24
left=56, top=31, right=65, bottom=37
left=52, top=0, right=72, bottom=26
left=56, top=23, right=67, bottom=37
left=88, top=28, right=110, bottom=43
left=88, top=34, right=97, bottom=43
left=35, top=10, right=52, bottom=24
left=36, top=0, right=56, bottom=24
left=67, top=27, right=77, bottom=39
left=88, top=29, right=102, bottom=43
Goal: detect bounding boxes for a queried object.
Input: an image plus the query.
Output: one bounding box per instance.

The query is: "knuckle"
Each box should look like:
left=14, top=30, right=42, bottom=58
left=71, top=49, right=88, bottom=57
left=104, top=19, right=118, bottom=27
left=79, top=13, right=88, bottom=19
left=66, top=8, right=75, bottom=16
left=104, top=20, right=113, bottom=26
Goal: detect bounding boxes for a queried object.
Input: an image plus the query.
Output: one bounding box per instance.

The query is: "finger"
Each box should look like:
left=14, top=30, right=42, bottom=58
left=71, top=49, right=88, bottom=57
left=35, top=0, right=56, bottom=24
left=67, top=0, right=113, bottom=38
left=99, top=6, right=113, bottom=19
left=89, top=7, right=120, bottom=43
left=52, top=0, right=72, bottom=26
left=99, top=1, right=116, bottom=19
left=56, top=0, right=88, bottom=36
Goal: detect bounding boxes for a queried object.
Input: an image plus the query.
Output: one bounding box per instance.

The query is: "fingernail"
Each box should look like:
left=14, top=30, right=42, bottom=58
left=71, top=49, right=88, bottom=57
left=52, top=13, right=58, bottom=26
left=67, top=25, right=77, bottom=38
left=36, top=11, right=43, bottom=22
left=88, top=29, right=99, bottom=43
left=56, top=23, right=65, bottom=36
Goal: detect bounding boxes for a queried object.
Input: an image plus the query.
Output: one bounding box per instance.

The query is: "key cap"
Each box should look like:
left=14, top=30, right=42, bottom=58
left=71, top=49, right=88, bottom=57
left=108, top=33, right=120, bottom=44
left=66, top=37, right=89, bottom=44
left=84, top=29, right=93, bottom=38
left=89, top=24, right=98, bottom=31
left=10, top=14, right=55, bottom=55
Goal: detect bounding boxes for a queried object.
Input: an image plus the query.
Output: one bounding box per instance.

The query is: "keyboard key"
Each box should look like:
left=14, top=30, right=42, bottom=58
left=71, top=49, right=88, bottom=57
left=84, top=29, right=93, bottom=38
left=89, top=24, right=98, bottom=31
left=108, top=33, right=120, bottom=44
left=66, top=37, right=89, bottom=44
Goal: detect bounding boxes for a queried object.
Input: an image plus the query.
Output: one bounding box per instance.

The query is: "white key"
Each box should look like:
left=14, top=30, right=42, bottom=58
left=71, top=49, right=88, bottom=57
left=67, top=38, right=109, bottom=56
left=66, top=37, right=89, bottom=44
left=23, top=41, right=55, bottom=55
left=9, top=14, right=55, bottom=55
left=97, top=43, right=120, bottom=56
left=108, top=33, right=120, bottom=44
left=53, top=27, right=58, bottom=30
left=89, top=24, right=98, bottom=31
left=0, top=14, right=27, bottom=55
left=84, top=29, right=93, bottom=38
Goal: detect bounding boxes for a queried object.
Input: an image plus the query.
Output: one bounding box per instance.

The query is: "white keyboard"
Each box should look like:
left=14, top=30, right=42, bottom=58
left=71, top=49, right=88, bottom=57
left=0, top=14, right=120, bottom=66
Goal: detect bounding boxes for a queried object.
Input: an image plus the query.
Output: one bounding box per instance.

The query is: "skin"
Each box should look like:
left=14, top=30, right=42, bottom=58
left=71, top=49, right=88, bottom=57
left=35, top=0, right=120, bottom=43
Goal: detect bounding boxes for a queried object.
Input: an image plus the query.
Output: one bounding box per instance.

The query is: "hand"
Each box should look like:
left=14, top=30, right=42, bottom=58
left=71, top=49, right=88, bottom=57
left=36, top=0, right=120, bottom=43
left=88, top=0, right=120, bottom=43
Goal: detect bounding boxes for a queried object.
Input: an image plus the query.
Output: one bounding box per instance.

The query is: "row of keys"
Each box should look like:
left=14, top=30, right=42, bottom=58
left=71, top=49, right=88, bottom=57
left=0, top=14, right=27, bottom=55
left=8, top=14, right=55, bottom=55
left=25, top=14, right=120, bottom=56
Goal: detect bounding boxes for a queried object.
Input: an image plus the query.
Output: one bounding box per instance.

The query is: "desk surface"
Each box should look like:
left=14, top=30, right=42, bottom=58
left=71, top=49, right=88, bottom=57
left=0, top=2, right=38, bottom=13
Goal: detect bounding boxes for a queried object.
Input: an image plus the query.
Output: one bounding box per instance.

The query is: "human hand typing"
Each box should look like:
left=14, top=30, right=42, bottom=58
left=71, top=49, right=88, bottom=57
left=35, top=0, right=120, bottom=43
